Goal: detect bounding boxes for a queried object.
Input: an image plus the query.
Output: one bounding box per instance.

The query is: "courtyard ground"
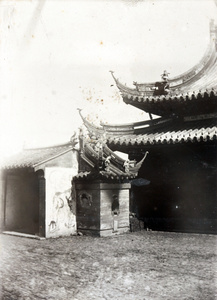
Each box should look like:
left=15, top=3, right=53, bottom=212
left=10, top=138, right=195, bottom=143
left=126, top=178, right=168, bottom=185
left=0, top=230, right=216, bottom=300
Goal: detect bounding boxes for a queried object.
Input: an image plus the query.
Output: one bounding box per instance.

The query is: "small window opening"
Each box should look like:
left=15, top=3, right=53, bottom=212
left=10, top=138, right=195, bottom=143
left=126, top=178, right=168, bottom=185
left=112, top=194, right=120, bottom=216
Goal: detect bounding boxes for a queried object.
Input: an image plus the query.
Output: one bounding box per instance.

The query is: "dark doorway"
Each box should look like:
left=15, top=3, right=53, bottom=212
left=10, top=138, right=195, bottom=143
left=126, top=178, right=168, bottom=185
left=130, top=143, right=217, bottom=234
left=4, top=171, right=40, bottom=235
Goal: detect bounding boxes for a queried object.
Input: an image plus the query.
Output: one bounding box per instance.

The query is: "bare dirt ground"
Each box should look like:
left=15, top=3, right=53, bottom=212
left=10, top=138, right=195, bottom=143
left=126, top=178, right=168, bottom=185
left=0, top=230, right=217, bottom=300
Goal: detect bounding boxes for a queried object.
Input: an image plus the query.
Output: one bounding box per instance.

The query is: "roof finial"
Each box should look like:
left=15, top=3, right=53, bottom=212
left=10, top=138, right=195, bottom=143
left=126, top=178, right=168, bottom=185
left=161, top=70, right=170, bottom=82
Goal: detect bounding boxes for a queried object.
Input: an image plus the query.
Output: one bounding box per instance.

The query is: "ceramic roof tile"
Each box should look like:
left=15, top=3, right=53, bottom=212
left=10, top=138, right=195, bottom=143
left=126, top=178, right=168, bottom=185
left=108, top=119, right=217, bottom=147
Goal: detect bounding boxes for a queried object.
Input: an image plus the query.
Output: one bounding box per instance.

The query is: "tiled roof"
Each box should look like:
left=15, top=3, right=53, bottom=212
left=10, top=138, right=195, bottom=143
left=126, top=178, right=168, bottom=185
left=107, top=118, right=217, bottom=147
left=121, top=89, right=217, bottom=117
left=79, top=107, right=217, bottom=144
left=1, top=143, right=73, bottom=170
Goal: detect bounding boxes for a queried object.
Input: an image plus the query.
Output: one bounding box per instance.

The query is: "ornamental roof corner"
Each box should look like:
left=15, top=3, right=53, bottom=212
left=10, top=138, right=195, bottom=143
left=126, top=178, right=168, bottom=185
left=111, top=20, right=217, bottom=118
left=74, top=131, right=148, bottom=182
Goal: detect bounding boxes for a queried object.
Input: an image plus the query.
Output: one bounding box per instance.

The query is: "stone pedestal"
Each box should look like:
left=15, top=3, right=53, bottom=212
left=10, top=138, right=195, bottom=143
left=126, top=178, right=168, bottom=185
left=75, top=181, right=130, bottom=236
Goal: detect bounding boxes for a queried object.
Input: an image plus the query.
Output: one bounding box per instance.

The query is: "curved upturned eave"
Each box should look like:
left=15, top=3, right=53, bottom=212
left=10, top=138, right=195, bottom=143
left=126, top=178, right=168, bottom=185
left=111, top=43, right=217, bottom=98
left=111, top=21, right=217, bottom=99
left=79, top=135, right=146, bottom=177
left=79, top=108, right=175, bottom=136
left=111, top=30, right=217, bottom=117
left=78, top=107, right=135, bottom=136
left=79, top=110, right=135, bottom=136
left=77, top=108, right=105, bottom=136
left=110, top=71, right=139, bottom=96
left=168, top=41, right=216, bottom=90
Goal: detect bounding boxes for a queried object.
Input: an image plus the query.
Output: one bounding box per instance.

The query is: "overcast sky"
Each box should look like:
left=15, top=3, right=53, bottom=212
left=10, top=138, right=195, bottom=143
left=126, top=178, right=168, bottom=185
left=0, top=0, right=217, bottom=157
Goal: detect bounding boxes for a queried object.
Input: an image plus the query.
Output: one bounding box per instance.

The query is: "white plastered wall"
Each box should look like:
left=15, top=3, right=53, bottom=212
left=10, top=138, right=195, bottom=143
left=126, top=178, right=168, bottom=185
left=45, top=164, right=77, bottom=238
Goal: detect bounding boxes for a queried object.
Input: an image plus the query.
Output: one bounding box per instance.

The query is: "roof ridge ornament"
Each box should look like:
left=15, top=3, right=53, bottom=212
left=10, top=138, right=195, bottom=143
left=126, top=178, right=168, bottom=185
left=161, top=70, right=170, bottom=82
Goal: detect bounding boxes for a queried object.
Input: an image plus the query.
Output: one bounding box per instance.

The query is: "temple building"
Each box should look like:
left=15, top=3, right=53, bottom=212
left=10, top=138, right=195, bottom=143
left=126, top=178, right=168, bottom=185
left=0, top=20, right=216, bottom=237
left=80, top=20, right=217, bottom=234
